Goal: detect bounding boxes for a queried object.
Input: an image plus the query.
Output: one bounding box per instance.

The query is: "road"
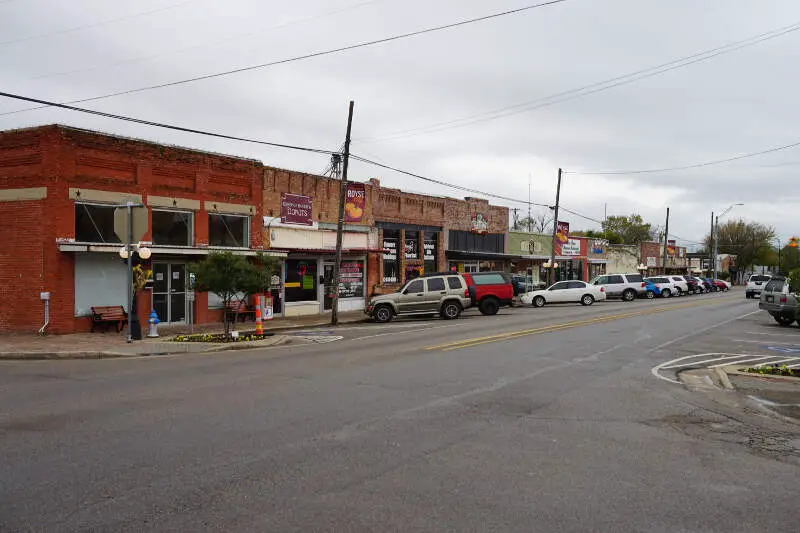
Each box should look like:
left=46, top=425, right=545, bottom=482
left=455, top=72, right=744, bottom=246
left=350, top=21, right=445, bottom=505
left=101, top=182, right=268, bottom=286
left=2, top=290, right=799, bottom=532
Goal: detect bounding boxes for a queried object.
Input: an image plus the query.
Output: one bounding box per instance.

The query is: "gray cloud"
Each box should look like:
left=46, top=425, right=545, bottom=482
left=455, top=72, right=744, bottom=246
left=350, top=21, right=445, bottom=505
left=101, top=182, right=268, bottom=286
left=2, top=0, right=799, bottom=248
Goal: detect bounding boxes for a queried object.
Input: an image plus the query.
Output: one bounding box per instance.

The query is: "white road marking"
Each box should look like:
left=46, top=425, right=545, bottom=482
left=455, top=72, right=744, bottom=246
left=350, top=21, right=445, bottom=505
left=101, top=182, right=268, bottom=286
left=351, top=322, right=467, bottom=341
left=745, top=331, right=800, bottom=337
left=652, top=352, right=755, bottom=383
left=753, top=357, right=800, bottom=367
left=660, top=354, right=752, bottom=370
left=732, top=339, right=800, bottom=345
left=787, top=363, right=800, bottom=369
left=708, top=356, right=774, bottom=368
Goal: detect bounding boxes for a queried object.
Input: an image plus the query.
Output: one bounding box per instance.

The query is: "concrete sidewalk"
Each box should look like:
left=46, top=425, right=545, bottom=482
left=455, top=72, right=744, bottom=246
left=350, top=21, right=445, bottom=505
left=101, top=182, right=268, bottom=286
left=0, top=310, right=367, bottom=360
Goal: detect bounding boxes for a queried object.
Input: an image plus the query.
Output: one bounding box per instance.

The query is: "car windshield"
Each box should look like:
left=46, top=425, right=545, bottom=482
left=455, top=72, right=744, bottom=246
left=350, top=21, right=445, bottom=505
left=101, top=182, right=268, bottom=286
left=764, top=278, right=785, bottom=292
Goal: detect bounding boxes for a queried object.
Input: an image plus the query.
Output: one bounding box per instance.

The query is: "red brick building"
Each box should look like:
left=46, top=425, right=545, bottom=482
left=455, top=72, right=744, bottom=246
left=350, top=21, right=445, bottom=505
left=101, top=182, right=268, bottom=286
left=0, top=124, right=510, bottom=333
left=0, top=125, right=281, bottom=333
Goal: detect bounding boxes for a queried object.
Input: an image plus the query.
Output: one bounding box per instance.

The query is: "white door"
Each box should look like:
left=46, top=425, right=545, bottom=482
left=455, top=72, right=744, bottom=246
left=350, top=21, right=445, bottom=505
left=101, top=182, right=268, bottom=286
left=566, top=281, right=587, bottom=302
left=547, top=281, right=571, bottom=303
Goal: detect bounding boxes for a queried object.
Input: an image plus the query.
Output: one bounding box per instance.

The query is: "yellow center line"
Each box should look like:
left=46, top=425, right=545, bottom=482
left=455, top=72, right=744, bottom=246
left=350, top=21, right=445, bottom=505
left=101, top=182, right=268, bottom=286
left=425, top=295, right=739, bottom=352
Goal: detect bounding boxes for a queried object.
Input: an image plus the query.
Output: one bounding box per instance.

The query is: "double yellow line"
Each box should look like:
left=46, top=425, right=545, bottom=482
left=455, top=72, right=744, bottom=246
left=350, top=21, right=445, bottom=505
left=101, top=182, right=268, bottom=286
left=424, top=296, right=738, bottom=352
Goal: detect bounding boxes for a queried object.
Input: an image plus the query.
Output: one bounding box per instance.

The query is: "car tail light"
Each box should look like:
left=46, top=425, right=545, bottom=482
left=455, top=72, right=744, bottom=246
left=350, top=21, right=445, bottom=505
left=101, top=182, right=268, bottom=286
left=641, top=282, right=646, bottom=287
left=465, top=289, right=470, bottom=298
left=655, top=284, right=660, bottom=289
left=780, top=295, right=787, bottom=304
left=600, top=287, right=605, bottom=292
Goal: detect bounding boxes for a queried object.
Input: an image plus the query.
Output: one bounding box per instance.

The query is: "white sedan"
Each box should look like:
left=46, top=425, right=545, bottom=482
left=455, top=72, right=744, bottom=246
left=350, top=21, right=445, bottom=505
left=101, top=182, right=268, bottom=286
left=521, top=280, right=607, bottom=307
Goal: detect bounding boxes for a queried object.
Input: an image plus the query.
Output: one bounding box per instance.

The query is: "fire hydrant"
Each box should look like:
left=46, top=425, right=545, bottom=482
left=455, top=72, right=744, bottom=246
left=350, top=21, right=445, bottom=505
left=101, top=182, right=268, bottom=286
left=147, top=309, right=160, bottom=338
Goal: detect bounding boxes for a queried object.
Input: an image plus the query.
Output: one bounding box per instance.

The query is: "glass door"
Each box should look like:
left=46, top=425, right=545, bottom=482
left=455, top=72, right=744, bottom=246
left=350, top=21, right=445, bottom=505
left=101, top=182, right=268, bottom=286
left=323, top=263, right=335, bottom=311
left=152, top=262, right=187, bottom=323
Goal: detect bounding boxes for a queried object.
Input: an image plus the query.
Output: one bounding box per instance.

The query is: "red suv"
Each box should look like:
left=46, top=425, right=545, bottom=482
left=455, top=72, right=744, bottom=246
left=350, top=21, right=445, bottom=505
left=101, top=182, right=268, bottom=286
left=461, top=272, right=515, bottom=315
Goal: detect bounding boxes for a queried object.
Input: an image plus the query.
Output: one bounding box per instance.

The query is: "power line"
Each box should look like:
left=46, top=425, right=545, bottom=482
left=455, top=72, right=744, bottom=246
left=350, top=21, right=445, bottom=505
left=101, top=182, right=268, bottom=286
left=0, top=0, right=202, bottom=47
left=0, top=91, right=337, bottom=155
left=0, top=0, right=568, bottom=117
left=356, top=20, right=800, bottom=143
left=350, top=153, right=552, bottom=208
left=565, top=138, right=800, bottom=175
left=31, top=0, right=387, bottom=82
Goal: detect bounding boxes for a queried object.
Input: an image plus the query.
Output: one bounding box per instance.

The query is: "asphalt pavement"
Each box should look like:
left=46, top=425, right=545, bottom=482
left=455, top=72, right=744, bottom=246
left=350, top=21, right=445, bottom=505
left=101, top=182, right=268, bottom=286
left=1, top=289, right=798, bottom=532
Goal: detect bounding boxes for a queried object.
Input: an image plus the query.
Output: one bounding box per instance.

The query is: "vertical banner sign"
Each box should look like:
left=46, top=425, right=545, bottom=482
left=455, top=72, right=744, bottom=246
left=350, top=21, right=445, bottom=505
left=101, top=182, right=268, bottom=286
left=667, top=239, right=676, bottom=256
left=280, top=193, right=313, bottom=226
left=554, top=221, right=570, bottom=255
left=344, top=183, right=366, bottom=223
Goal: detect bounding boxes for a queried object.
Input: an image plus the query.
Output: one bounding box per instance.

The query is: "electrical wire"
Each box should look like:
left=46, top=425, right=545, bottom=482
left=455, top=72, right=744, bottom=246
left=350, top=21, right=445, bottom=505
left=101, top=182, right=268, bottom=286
left=0, top=0, right=202, bottom=47
left=32, top=0, right=387, bottom=81
left=0, top=0, right=568, bottom=117
left=565, top=138, right=800, bottom=175
left=0, top=91, right=337, bottom=155
left=357, top=20, right=800, bottom=142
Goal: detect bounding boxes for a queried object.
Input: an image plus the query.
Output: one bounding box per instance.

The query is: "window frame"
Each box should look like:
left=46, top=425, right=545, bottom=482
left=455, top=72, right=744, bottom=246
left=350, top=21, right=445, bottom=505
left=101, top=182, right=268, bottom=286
left=607, top=275, right=625, bottom=284
left=151, top=208, right=194, bottom=247
left=426, top=277, right=446, bottom=292
left=74, top=201, right=122, bottom=244
left=404, top=279, right=424, bottom=294
left=208, top=212, right=250, bottom=248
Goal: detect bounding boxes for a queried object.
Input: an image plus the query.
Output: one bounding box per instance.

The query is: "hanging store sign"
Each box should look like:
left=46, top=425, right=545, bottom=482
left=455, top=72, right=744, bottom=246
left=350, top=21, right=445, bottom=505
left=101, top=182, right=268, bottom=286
left=344, top=183, right=366, bottom=223
left=470, top=213, right=489, bottom=235
left=280, top=193, right=313, bottom=226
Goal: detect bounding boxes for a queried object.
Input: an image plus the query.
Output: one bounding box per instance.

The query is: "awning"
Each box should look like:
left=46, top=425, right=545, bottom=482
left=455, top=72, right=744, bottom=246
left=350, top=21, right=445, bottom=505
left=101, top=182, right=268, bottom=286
left=446, top=250, right=519, bottom=261
left=57, top=242, right=287, bottom=258
left=588, top=259, right=608, bottom=264
left=275, top=248, right=383, bottom=255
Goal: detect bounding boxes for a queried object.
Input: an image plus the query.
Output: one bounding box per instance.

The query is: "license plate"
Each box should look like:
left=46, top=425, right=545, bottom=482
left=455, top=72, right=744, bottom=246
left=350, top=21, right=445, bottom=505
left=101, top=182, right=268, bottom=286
left=766, top=295, right=774, bottom=303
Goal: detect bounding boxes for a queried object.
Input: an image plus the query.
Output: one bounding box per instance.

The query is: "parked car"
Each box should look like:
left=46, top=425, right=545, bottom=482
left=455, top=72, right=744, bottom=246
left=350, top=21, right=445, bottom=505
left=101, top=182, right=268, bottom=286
left=707, top=278, right=729, bottom=292
left=521, top=280, right=606, bottom=307
left=365, top=273, right=471, bottom=323
left=644, top=276, right=679, bottom=298
left=461, top=271, right=515, bottom=316
left=678, top=276, right=700, bottom=294
left=693, top=276, right=712, bottom=293
left=510, top=275, right=544, bottom=296
left=759, top=276, right=798, bottom=326
left=667, top=276, right=690, bottom=296
left=746, top=275, right=771, bottom=299
left=643, top=280, right=662, bottom=299
left=589, top=273, right=646, bottom=302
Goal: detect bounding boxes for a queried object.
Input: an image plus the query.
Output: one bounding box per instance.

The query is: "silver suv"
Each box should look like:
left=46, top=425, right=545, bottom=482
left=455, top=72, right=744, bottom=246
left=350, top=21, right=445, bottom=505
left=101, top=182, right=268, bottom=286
left=366, top=274, right=471, bottom=323
left=759, top=276, right=798, bottom=326
left=590, top=273, right=646, bottom=301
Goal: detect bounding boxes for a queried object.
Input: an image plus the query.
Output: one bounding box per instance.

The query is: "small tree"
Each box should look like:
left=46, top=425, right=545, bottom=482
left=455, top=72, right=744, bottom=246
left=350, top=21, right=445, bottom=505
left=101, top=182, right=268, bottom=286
left=240, top=253, right=280, bottom=304
left=189, top=252, right=253, bottom=337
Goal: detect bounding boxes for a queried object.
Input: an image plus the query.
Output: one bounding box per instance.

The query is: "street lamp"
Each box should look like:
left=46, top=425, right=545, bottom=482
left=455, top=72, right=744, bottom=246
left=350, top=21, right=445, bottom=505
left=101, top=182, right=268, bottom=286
left=713, top=203, right=743, bottom=281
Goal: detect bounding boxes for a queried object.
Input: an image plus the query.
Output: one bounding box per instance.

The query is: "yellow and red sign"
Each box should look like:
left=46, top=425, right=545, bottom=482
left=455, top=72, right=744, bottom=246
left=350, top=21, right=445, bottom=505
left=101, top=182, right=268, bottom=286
left=554, top=221, right=569, bottom=255
left=344, top=183, right=366, bottom=223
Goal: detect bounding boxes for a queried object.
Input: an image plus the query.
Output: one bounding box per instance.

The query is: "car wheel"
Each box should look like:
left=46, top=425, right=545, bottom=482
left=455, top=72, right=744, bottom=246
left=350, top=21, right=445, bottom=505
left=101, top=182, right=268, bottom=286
left=661, top=289, right=671, bottom=298
left=479, top=297, right=500, bottom=316
left=373, top=305, right=394, bottom=323
left=622, top=289, right=636, bottom=302
left=440, top=301, right=462, bottom=320
left=646, top=290, right=655, bottom=299
left=675, top=287, right=683, bottom=297
left=532, top=295, right=546, bottom=308
left=774, top=314, right=795, bottom=327
left=580, top=294, right=595, bottom=306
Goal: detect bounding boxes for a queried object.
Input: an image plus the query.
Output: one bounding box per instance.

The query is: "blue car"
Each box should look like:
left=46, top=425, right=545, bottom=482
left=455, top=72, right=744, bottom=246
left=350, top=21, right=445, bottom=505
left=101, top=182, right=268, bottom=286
left=643, top=280, right=661, bottom=299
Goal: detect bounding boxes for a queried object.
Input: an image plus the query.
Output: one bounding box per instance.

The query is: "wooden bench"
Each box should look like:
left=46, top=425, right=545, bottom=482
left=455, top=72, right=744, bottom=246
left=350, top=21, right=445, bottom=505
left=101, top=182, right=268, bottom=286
left=91, top=305, right=128, bottom=333
left=225, top=300, right=255, bottom=323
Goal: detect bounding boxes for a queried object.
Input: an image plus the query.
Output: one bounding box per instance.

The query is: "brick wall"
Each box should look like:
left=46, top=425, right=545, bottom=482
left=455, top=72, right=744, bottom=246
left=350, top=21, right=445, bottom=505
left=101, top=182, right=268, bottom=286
left=263, top=167, right=376, bottom=226
left=1, top=125, right=266, bottom=333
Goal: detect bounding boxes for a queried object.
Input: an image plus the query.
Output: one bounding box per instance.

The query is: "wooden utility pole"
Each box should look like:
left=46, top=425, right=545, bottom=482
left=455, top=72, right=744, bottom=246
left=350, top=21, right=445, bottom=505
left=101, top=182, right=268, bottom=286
left=661, top=207, right=670, bottom=275
left=331, top=100, right=354, bottom=326
left=548, top=168, right=562, bottom=285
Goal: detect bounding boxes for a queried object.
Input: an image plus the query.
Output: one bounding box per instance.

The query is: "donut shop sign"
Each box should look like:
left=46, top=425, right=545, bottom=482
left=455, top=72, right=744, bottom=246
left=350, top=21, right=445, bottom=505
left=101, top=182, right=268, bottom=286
left=280, top=193, right=313, bottom=226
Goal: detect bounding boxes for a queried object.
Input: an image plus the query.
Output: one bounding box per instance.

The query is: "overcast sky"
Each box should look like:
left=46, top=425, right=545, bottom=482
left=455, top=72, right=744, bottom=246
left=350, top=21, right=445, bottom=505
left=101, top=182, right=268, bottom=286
left=2, top=0, right=798, bottom=248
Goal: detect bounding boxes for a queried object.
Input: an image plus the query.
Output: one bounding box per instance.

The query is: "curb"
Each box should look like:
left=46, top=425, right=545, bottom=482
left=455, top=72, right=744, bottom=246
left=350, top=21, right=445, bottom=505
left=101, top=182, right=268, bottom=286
left=0, top=335, right=291, bottom=361
left=721, top=365, right=800, bottom=384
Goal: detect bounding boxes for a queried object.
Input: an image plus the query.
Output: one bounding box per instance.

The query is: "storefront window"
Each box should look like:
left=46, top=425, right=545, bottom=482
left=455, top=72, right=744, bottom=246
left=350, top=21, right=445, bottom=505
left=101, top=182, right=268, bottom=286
left=339, top=260, right=364, bottom=298
left=285, top=259, right=317, bottom=302
left=423, top=231, right=438, bottom=273
left=152, top=209, right=192, bottom=246
left=557, top=260, right=585, bottom=281
left=383, top=230, right=400, bottom=284
left=209, top=213, right=249, bottom=247
left=74, top=203, right=121, bottom=243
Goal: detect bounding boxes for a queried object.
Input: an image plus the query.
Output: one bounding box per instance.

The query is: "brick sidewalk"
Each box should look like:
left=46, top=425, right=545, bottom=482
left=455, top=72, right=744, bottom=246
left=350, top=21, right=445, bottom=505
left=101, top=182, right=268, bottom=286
left=0, top=311, right=367, bottom=357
